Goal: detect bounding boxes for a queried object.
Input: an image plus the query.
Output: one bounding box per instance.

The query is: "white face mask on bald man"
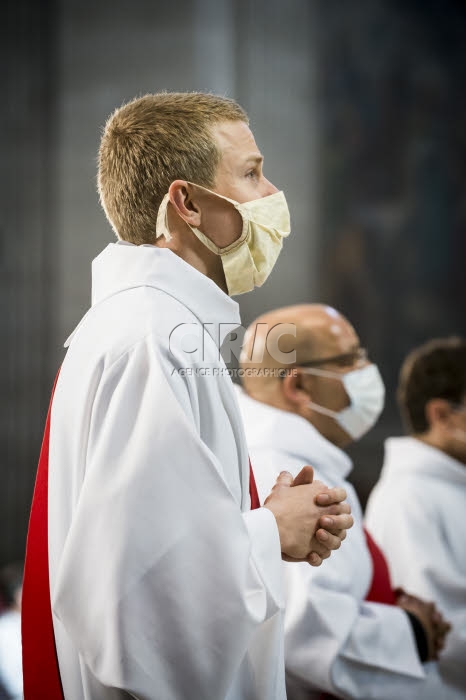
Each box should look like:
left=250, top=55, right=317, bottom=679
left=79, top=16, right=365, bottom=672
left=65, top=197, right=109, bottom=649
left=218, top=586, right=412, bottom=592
left=156, top=184, right=291, bottom=296
left=301, top=364, right=386, bottom=440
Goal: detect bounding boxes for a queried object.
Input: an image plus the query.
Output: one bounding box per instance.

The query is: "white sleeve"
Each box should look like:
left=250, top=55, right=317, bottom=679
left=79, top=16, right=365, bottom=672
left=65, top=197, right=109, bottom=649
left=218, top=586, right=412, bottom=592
left=365, top=480, right=463, bottom=614
left=365, top=481, right=466, bottom=690
left=51, top=335, right=282, bottom=700
left=283, top=537, right=426, bottom=699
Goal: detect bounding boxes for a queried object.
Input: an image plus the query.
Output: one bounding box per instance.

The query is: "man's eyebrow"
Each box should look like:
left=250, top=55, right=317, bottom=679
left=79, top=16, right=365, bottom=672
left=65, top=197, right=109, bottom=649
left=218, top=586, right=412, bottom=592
left=244, top=154, right=264, bottom=166
left=330, top=343, right=360, bottom=357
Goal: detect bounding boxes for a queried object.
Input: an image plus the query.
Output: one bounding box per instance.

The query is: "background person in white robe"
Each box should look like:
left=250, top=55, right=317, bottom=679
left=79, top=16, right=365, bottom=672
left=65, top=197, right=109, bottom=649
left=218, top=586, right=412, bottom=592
left=366, top=337, right=466, bottom=693
left=236, top=304, right=460, bottom=700
left=29, top=93, right=354, bottom=700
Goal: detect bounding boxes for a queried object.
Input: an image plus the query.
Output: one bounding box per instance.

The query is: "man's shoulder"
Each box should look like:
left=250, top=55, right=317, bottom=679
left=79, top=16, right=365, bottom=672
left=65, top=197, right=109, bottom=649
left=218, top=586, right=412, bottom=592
left=94, top=284, right=197, bottom=330
left=67, top=285, right=198, bottom=358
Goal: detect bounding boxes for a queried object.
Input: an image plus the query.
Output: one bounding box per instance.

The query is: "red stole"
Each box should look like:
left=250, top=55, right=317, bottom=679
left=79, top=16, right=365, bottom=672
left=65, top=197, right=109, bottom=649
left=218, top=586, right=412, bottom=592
left=249, top=459, right=261, bottom=510
left=363, top=528, right=396, bottom=605
left=22, top=376, right=262, bottom=698
left=22, top=371, right=64, bottom=699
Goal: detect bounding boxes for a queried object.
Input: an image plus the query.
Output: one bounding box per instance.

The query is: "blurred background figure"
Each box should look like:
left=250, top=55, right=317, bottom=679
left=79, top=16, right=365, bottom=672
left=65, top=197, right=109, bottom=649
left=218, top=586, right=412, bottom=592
left=236, top=305, right=458, bottom=700
left=0, top=563, right=23, bottom=700
left=2, top=0, right=466, bottom=622
left=366, top=337, right=466, bottom=693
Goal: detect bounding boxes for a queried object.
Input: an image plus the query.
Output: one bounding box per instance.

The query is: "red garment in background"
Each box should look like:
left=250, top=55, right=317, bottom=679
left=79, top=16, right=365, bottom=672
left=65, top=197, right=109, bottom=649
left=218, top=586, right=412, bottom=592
left=363, top=528, right=396, bottom=605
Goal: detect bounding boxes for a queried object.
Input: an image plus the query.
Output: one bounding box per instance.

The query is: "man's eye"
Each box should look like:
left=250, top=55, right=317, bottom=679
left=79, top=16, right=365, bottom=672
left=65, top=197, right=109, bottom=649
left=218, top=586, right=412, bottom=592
left=246, top=170, right=257, bottom=179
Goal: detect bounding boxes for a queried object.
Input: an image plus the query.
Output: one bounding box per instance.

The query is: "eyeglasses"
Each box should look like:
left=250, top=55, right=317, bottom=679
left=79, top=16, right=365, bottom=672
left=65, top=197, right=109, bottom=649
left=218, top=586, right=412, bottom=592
left=298, top=347, right=368, bottom=370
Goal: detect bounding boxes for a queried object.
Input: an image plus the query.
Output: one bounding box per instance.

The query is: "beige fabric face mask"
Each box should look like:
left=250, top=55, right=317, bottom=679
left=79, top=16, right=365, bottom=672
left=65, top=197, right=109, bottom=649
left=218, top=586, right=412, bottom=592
left=156, top=184, right=291, bottom=296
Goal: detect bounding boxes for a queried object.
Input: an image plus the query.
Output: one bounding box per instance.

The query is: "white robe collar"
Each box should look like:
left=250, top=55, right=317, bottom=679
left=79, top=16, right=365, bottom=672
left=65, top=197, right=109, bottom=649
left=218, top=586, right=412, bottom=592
left=65, top=242, right=240, bottom=348
left=382, top=436, right=466, bottom=487
left=238, top=386, right=353, bottom=481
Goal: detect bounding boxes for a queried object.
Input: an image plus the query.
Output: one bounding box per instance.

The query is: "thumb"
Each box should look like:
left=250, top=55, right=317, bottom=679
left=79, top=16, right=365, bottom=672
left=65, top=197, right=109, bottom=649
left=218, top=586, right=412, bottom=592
left=274, top=471, right=294, bottom=488
left=292, top=465, right=314, bottom=486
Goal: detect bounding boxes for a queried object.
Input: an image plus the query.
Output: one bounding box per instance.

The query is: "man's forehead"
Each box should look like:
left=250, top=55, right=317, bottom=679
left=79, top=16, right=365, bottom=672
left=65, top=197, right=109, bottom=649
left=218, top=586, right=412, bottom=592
left=212, top=120, right=262, bottom=162
left=322, top=324, right=358, bottom=353
left=305, top=314, right=359, bottom=356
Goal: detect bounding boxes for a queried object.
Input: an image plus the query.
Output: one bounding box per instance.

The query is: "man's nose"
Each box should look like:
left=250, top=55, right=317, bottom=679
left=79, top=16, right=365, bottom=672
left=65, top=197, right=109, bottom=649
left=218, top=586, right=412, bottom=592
left=261, top=177, right=279, bottom=197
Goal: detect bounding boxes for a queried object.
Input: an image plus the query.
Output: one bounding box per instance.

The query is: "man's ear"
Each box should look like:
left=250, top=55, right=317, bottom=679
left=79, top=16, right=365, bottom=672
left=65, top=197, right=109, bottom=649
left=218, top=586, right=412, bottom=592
left=425, top=398, right=452, bottom=430
left=281, top=369, right=311, bottom=410
left=168, top=180, right=202, bottom=227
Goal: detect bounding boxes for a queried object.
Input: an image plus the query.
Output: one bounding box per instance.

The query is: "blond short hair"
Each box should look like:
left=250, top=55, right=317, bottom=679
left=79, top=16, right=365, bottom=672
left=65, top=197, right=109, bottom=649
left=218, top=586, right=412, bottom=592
left=98, top=92, right=248, bottom=244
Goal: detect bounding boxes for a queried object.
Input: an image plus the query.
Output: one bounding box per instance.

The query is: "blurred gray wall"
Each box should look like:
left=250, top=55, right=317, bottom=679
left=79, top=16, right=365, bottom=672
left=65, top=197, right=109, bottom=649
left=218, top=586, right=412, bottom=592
left=2, top=0, right=465, bottom=564
left=2, top=0, right=59, bottom=565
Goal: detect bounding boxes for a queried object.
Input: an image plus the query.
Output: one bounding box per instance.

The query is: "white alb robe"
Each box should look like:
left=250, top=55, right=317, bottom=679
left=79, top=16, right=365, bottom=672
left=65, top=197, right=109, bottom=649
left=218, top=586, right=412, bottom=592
left=47, top=242, right=285, bottom=700
left=365, top=436, right=466, bottom=693
left=237, top=388, right=464, bottom=700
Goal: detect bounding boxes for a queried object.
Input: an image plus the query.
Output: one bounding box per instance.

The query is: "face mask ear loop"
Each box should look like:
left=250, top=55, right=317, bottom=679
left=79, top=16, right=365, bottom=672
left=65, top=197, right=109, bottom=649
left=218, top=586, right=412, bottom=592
left=156, top=193, right=172, bottom=241
left=301, top=367, right=346, bottom=418
left=307, top=401, right=339, bottom=419
left=300, top=366, right=342, bottom=380
left=181, top=181, right=249, bottom=255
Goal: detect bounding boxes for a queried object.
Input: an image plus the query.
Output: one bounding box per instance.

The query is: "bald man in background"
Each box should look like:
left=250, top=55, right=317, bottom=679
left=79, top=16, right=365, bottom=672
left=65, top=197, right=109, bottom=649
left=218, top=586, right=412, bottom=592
left=236, top=304, right=460, bottom=700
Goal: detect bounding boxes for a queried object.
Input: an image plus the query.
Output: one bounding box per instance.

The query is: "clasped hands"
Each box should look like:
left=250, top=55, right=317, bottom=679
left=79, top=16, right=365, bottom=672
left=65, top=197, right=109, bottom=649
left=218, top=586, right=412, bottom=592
left=264, top=465, right=354, bottom=566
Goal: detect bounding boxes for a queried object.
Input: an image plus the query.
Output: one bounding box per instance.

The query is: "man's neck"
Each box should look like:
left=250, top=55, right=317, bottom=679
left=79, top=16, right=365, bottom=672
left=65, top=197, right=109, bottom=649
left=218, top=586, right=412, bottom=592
left=247, top=391, right=348, bottom=450
left=154, top=218, right=228, bottom=294
left=415, top=433, right=466, bottom=466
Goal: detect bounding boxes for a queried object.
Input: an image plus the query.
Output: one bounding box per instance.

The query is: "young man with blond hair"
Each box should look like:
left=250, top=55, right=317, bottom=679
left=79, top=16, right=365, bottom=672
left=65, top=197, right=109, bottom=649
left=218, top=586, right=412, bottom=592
left=22, top=93, right=353, bottom=700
